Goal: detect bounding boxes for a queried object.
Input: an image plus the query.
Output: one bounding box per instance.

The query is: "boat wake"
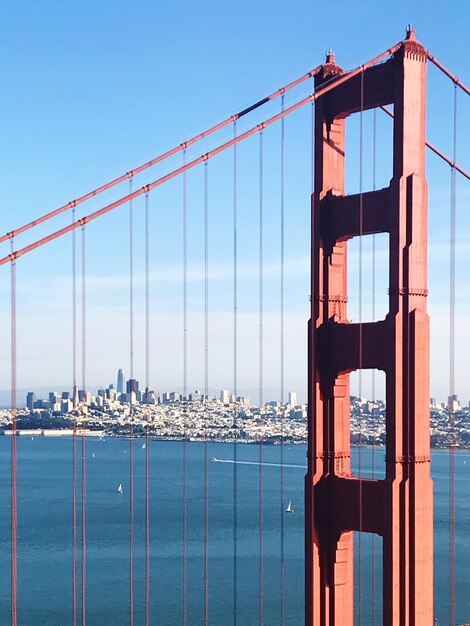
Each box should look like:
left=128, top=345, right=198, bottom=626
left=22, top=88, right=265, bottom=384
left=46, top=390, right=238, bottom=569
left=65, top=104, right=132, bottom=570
left=211, top=457, right=306, bottom=469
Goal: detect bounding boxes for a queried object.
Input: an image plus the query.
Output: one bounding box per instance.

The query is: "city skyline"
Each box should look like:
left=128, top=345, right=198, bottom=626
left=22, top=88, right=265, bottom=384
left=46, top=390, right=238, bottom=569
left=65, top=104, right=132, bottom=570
left=5, top=379, right=469, bottom=451
left=19, top=367, right=470, bottom=412
left=2, top=365, right=469, bottom=411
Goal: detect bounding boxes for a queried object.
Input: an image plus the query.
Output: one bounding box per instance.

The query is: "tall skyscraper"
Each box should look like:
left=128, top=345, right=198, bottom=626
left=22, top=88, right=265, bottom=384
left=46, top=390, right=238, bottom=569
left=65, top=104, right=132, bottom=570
left=26, top=392, right=36, bottom=412
left=126, top=378, right=139, bottom=394
left=117, top=369, right=124, bottom=394
left=288, top=391, right=297, bottom=407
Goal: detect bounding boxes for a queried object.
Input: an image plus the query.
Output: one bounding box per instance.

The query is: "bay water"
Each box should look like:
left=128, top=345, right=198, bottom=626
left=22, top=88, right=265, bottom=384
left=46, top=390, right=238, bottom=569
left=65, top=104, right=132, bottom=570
left=0, top=438, right=468, bottom=624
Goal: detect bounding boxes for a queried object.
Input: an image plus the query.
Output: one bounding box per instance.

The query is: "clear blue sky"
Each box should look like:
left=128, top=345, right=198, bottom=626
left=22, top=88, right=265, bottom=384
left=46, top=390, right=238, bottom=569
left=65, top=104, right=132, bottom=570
left=0, top=1, right=468, bottom=403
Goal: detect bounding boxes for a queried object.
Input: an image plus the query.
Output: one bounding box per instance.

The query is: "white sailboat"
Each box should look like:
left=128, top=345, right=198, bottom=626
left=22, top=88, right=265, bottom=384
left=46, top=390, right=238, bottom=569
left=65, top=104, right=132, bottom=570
left=286, top=500, right=294, bottom=513
left=142, top=442, right=146, bottom=449
left=117, top=483, right=124, bottom=494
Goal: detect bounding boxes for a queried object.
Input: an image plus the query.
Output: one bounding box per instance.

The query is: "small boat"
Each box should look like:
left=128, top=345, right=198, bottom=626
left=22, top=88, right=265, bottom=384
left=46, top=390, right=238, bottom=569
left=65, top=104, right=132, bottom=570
left=142, top=443, right=146, bottom=449
left=286, top=500, right=294, bottom=514
left=92, top=452, right=95, bottom=458
left=117, top=483, right=124, bottom=494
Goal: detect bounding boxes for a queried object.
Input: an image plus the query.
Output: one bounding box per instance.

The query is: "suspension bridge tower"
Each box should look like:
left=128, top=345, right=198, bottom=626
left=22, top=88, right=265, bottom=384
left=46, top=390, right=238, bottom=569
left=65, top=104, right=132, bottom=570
left=306, top=28, right=433, bottom=625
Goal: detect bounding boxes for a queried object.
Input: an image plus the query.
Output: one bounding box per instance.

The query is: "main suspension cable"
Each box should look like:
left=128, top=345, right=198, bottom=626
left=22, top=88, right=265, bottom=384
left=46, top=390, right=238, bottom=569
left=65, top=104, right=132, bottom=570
left=2, top=43, right=404, bottom=270
left=0, top=67, right=324, bottom=247
left=426, top=52, right=470, bottom=96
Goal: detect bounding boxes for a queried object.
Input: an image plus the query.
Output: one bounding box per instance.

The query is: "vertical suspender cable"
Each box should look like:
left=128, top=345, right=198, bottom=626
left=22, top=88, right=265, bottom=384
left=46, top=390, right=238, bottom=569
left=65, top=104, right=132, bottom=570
left=81, top=225, right=87, bottom=626
left=449, top=83, right=457, bottom=626
left=72, top=209, right=78, bottom=626
left=311, top=87, right=315, bottom=195
left=144, top=190, right=151, bottom=626
left=258, top=130, right=264, bottom=626
left=10, top=250, right=18, bottom=626
left=358, top=69, right=364, bottom=626
left=128, top=176, right=135, bottom=626
left=204, top=159, right=209, bottom=626
left=279, top=94, right=286, bottom=626
left=182, top=150, right=188, bottom=626
left=232, top=122, right=238, bottom=626
left=309, top=76, right=315, bottom=623
left=371, top=108, right=377, bottom=626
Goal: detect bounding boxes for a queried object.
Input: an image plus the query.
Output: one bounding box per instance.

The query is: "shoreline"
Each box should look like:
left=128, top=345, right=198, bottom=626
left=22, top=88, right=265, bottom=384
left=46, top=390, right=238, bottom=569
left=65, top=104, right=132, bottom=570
left=1, top=429, right=469, bottom=452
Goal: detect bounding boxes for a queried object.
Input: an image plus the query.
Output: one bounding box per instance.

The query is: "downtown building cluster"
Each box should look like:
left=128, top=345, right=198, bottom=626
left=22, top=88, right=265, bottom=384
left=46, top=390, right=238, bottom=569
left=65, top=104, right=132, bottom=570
left=0, top=371, right=468, bottom=448
left=18, top=371, right=306, bottom=443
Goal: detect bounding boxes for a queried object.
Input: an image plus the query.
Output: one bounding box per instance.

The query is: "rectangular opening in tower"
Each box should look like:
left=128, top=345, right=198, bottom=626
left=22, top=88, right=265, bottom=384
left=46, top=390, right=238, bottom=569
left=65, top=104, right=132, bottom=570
left=347, top=233, right=389, bottom=323
left=349, top=369, right=386, bottom=480
left=353, top=532, right=383, bottom=625
left=345, top=107, right=394, bottom=196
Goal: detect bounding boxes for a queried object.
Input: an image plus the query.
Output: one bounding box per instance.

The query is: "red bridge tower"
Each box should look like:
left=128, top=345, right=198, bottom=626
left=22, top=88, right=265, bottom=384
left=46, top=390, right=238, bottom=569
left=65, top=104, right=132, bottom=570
left=306, top=29, right=433, bottom=625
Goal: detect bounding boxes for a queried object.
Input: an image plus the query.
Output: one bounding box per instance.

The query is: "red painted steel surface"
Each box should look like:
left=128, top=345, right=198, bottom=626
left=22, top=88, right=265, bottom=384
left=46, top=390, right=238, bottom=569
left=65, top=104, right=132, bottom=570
left=306, top=30, right=433, bottom=625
